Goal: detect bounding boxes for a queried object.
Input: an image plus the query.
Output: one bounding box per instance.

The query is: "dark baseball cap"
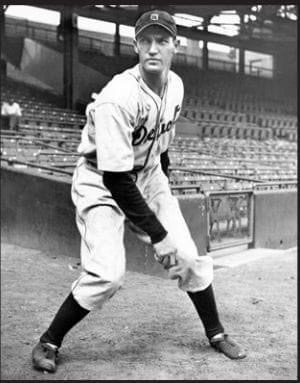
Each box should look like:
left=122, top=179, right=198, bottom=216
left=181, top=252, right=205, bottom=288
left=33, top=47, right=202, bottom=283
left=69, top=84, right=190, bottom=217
left=135, top=9, right=177, bottom=39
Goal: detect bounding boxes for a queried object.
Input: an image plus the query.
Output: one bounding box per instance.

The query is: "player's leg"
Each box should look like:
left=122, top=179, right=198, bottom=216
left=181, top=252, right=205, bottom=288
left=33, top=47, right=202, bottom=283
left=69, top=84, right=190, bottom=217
left=71, top=205, right=126, bottom=312
left=32, top=161, right=126, bottom=372
left=144, top=166, right=246, bottom=359
left=70, top=158, right=127, bottom=312
left=32, top=292, right=89, bottom=372
left=32, top=205, right=126, bottom=372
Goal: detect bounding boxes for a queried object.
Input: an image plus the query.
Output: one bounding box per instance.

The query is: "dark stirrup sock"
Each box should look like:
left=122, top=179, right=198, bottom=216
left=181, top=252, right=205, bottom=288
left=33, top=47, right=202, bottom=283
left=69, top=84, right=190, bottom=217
left=187, top=284, right=225, bottom=339
left=40, top=293, right=90, bottom=348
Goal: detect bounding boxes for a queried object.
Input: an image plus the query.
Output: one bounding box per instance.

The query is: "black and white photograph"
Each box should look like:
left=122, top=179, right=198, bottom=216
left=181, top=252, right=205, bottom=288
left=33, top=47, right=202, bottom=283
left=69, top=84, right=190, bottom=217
left=0, top=3, right=297, bottom=380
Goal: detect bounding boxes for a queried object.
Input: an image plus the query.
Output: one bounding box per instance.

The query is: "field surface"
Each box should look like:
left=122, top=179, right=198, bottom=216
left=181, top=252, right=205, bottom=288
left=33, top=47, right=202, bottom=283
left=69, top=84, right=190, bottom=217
left=1, top=242, right=297, bottom=380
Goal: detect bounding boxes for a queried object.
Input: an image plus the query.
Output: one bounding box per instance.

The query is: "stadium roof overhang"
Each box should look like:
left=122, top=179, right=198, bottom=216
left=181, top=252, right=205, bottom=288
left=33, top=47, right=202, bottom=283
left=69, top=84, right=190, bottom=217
left=32, top=5, right=297, bottom=54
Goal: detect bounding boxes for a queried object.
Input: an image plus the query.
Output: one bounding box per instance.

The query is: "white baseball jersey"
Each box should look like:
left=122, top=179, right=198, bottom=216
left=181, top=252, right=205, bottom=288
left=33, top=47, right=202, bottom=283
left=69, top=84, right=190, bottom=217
left=71, top=64, right=214, bottom=310
left=78, top=64, right=184, bottom=172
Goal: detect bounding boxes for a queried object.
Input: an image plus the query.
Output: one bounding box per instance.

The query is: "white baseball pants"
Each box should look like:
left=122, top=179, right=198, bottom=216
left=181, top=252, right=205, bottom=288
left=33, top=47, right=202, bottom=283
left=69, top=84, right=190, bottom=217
left=71, top=157, right=213, bottom=311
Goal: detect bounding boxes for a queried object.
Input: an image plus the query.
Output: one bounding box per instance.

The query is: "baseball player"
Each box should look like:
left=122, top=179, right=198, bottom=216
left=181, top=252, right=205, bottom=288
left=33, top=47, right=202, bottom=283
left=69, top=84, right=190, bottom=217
left=32, top=9, right=246, bottom=373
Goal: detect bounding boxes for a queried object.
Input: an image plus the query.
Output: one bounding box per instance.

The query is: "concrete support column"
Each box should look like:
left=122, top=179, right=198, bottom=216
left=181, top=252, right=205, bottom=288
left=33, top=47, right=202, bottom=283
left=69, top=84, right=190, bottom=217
left=202, top=17, right=210, bottom=71
left=113, top=5, right=120, bottom=57
left=0, top=6, right=7, bottom=79
left=239, top=47, right=245, bottom=75
left=114, top=22, right=120, bottom=57
left=202, top=42, right=209, bottom=71
left=0, top=6, right=5, bottom=46
left=238, top=13, right=245, bottom=76
left=60, top=6, right=78, bottom=110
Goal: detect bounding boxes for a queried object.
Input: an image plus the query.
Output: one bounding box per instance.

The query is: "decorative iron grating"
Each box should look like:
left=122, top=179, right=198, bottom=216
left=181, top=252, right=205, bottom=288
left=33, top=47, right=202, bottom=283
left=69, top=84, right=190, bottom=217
left=206, top=190, right=254, bottom=251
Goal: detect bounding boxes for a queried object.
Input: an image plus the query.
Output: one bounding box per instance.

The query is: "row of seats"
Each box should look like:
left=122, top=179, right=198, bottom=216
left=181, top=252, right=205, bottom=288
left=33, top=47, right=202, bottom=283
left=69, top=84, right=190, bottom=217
left=182, top=109, right=248, bottom=123
left=182, top=101, right=297, bottom=131
left=1, top=132, right=297, bottom=194
left=172, top=136, right=297, bottom=160
left=169, top=136, right=297, bottom=186
left=183, top=97, right=296, bottom=123
left=1, top=79, right=297, bottom=194
left=21, top=113, right=84, bottom=129
left=184, top=94, right=296, bottom=114
left=179, top=70, right=296, bottom=111
left=194, top=123, right=294, bottom=141
left=2, top=87, right=85, bottom=123
left=177, top=66, right=296, bottom=120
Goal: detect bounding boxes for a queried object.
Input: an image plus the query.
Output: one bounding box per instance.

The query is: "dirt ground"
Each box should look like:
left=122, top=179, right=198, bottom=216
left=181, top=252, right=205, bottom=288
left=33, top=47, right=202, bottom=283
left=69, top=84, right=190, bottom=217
left=1, top=242, right=297, bottom=380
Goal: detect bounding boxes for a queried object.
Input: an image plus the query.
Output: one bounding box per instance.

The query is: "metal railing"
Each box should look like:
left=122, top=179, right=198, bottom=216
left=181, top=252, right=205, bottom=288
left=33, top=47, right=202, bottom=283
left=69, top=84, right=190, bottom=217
left=170, top=166, right=264, bottom=183
left=253, top=181, right=297, bottom=191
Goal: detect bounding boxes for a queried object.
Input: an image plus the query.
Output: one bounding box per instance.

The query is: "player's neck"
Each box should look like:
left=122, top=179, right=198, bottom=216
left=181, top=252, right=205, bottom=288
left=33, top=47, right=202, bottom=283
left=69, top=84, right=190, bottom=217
left=140, top=67, right=168, bottom=98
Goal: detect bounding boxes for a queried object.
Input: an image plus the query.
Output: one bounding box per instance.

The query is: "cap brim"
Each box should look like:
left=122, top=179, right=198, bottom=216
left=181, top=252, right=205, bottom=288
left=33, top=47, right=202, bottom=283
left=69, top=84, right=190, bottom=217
left=135, top=22, right=176, bottom=38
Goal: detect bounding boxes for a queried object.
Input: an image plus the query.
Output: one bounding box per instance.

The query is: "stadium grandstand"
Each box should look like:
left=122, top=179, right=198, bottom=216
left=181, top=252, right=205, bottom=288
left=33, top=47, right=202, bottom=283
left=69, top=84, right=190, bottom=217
left=1, top=5, right=297, bottom=257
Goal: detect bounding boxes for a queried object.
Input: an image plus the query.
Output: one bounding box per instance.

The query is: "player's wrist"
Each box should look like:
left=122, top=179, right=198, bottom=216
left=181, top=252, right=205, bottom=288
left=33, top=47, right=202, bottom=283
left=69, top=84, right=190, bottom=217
left=150, top=229, right=168, bottom=244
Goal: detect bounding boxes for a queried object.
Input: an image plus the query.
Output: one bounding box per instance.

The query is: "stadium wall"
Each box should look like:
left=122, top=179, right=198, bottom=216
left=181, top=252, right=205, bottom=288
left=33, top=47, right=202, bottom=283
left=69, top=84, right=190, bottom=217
left=1, top=168, right=297, bottom=277
left=1, top=167, right=207, bottom=277
left=253, top=190, right=297, bottom=249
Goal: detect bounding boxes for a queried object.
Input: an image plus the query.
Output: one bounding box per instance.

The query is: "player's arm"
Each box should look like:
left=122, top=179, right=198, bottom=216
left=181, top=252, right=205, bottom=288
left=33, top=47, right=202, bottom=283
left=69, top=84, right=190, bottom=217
left=160, top=150, right=170, bottom=178
left=103, top=170, right=177, bottom=261
left=103, top=171, right=167, bottom=244
left=93, top=102, right=176, bottom=253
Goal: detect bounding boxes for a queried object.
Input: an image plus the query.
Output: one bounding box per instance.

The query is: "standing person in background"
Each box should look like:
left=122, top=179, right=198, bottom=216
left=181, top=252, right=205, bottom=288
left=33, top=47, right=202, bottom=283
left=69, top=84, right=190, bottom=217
left=32, top=9, right=246, bottom=374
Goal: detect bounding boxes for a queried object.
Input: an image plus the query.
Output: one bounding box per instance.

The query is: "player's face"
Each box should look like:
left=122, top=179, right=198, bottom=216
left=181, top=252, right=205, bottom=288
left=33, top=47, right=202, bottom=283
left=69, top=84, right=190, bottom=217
left=134, top=26, right=178, bottom=75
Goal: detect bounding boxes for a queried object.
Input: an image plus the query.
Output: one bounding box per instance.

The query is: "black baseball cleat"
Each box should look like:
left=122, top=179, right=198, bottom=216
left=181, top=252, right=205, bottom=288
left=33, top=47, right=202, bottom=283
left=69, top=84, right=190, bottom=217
left=32, top=341, right=59, bottom=372
left=209, top=333, right=247, bottom=359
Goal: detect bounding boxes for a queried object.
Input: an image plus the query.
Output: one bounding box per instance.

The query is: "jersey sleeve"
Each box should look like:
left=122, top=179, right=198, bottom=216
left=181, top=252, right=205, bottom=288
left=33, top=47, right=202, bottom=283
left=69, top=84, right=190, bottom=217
left=92, top=102, right=135, bottom=172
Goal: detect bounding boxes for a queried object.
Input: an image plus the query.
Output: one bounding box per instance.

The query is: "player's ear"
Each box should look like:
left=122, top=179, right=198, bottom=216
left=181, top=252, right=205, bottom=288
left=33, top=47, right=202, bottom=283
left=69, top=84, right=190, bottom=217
left=133, top=39, right=139, bottom=54
left=173, top=38, right=180, bottom=53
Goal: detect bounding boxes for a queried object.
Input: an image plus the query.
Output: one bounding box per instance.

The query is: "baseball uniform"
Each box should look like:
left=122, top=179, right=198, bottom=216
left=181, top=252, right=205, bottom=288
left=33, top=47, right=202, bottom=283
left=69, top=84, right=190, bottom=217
left=32, top=12, right=246, bottom=373
left=71, top=64, right=214, bottom=311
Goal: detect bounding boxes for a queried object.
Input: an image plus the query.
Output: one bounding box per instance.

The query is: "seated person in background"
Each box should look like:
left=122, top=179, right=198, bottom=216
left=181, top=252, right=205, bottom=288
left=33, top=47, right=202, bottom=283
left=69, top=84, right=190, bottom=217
left=1, top=99, right=22, bottom=131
